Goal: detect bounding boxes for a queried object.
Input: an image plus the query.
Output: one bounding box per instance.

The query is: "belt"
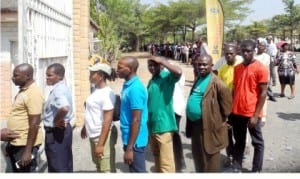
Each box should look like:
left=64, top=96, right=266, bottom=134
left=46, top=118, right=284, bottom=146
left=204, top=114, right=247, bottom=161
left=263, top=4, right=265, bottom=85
left=44, top=122, right=70, bottom=132
left=44, top=126, right=54, bottom=132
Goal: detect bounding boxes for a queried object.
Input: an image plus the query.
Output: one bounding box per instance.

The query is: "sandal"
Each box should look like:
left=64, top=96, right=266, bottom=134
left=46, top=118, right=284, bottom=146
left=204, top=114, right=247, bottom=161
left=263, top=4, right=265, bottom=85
left=288, top=96, right=295, bottom=99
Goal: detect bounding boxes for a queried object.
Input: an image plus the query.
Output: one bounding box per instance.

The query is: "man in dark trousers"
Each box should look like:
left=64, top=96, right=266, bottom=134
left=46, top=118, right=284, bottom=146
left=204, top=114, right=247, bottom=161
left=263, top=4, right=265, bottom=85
left=6, top=63, right=44, bottom=172
left=42, top=63, right=74, bottom=172
left=231, top=40, right=268, bottom=172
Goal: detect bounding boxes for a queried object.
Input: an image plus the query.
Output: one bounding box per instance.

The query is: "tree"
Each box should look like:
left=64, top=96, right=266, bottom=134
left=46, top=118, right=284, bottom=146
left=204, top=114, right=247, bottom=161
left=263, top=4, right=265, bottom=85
left=247, top=21, right=267, bottom=39
left=221, top=0, right=254, bottom=29
left=97, top=13, right=122, bottom=62
left=282, top=0, right=300, bottom=49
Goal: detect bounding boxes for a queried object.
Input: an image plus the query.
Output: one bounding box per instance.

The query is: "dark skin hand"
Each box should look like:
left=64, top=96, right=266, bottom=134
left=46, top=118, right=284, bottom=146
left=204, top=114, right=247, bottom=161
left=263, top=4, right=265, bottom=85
left=54, top=106, right=69, bottom=129
left=0, top=128, right=20, bottom=141
left=20, top=114, right=41, bottom=167
left=124, top=109, right=141, bottom=165
left=248, top=83, right=267, bottom=128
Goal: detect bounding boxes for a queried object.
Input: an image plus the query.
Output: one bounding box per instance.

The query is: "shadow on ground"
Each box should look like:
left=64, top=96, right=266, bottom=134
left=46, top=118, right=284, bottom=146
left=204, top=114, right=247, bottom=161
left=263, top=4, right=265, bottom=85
left=276, top=112, right=300, bottom=121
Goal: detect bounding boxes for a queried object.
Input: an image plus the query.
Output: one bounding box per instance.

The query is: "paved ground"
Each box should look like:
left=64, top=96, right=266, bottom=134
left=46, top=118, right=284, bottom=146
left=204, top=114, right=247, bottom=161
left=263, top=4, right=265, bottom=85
left=1, top=52, right=300, bottom=173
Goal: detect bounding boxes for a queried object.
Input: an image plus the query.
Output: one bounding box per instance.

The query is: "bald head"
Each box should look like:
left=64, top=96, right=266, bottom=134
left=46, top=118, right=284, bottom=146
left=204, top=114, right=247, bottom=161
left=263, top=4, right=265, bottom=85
left=15, top=63, right=34, bottom=79
left=120, top=56, right=139, bottom=72
left=117, top=56, right=139, bottom=80
left=12, top=63, right=34, bottom=87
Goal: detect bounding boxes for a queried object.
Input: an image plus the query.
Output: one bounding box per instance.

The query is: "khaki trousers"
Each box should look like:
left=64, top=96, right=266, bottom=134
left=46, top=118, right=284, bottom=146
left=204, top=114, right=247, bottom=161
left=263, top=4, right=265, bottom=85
left=150, top=132, right=175, bottom=172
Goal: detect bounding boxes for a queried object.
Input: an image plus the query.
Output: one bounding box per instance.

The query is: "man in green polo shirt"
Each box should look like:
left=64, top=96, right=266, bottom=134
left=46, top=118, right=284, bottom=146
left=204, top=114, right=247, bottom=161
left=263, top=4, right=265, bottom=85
left=147, top=56, right=182, bottom=173
left=186, top=54, right=232, bottom=172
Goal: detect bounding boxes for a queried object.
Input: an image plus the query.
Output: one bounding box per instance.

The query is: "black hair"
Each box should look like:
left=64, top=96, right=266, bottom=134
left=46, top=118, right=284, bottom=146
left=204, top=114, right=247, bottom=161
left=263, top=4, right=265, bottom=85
left=47, top=63, right=65, bottom=78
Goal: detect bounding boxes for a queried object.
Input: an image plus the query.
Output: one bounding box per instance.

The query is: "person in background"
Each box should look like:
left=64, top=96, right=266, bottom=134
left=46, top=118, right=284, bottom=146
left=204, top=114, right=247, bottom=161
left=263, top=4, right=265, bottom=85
left=217, top=44, right=242, bottom=166
left=172, top=70, right=186, bottom=172
left=147, top=56, right=182, bottom=172
left=231, top=40, right=268, bottom=172
left=42, top=63, right=73, bottom=172
left=192, top=36, right=210, bottom=81
left=80, top=62, right=118, bottom=172
left=256, top=38, right=277, bottom=102
left=255, top=38, right=274, bottom=127
left=266, top=35, right=278, bottom=86
left=185, top=54, right=232, bottom=172
left=6, top=63, right=44, bottom=172
left=212, top=43, right=243, bottom=75
left=117, top=56, right=148, bottom=172
left=277, top=42, right=299, bottom=99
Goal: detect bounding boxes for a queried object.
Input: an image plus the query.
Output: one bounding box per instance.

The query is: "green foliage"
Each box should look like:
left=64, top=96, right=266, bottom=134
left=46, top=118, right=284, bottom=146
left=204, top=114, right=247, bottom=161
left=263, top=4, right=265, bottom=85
left=221, top=0, right=254, bottom=29
left=96, top=12, right=122, bottom=62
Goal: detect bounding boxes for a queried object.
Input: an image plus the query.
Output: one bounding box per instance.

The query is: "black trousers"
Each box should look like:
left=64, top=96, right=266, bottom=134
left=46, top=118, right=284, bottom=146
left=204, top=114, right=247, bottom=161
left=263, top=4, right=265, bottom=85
left=45, top=123, right=73, bottom=172
left=6, top=143, right=40, bottom=172
left=231, top=114, right=264, bottom=172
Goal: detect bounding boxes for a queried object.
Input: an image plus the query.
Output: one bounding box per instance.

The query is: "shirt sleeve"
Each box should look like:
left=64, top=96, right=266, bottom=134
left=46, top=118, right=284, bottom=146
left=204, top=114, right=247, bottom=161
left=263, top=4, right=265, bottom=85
left=102, top=90, right=115, bottom=111
left=52, top=89, right=70, bottom=109
left=258, top=65, right=269, bottom=83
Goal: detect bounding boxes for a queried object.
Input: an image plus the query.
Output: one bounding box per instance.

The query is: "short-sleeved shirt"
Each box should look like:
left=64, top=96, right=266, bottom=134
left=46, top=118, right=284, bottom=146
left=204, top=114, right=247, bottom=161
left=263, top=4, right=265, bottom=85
left=186, top=73, right=211, bottom=121
left=84, top=86, right=116, bottom=138
left=147, top=70, right=180, bottom=134
left=42, top=81, right=73, bottom=127
left=232, top=60, right=268, bottom=117
left=7, top=82, right=44, bottom=146
left=255, top=53, right=271, bottom=68
left=120, top=76, right=148, bottom=147
left=218, top=58, right=243, bottom=91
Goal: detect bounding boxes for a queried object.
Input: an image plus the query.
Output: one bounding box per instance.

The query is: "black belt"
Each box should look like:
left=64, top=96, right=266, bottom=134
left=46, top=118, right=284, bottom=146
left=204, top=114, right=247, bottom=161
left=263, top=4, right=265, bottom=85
left=44, top=126, right=54, bottom=132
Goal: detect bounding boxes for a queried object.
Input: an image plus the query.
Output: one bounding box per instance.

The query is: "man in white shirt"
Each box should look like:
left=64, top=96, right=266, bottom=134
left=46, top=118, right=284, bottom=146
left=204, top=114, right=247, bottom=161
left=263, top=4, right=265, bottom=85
left=266, top=35, right=278, bottom=86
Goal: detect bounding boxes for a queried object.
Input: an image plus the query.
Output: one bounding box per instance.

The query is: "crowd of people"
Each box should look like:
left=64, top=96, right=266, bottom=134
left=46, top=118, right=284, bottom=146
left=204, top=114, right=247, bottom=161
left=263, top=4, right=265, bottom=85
left=1, top=35, right=298, bottom=173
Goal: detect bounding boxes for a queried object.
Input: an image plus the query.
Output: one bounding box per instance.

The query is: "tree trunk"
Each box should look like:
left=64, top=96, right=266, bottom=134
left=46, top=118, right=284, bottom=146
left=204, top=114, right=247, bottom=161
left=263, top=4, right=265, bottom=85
left=290, top=29, right=293, bottom=51
left=135, top=35, right=140, bottom=52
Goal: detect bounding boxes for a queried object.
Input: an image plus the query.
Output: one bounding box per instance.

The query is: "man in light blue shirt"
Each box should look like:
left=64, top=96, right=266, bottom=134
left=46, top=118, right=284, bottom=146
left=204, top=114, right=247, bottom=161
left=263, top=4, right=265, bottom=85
left=42, top=63, right=73, bottom=172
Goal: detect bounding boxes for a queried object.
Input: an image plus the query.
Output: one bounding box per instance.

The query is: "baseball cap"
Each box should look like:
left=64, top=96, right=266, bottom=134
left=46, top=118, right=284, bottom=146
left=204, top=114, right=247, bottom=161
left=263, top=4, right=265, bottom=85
left=88, top=63, right=112, bottom=76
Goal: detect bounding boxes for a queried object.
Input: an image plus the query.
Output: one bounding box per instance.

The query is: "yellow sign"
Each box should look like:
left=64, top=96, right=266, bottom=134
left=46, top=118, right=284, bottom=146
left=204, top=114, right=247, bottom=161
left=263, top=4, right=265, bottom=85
left=206, top=0, right=224, bottom=63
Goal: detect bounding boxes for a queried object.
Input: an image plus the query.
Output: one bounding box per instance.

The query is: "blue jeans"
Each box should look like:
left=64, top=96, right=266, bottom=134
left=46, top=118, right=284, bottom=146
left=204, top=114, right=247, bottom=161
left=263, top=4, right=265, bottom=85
left=123, top=145, right=147, bottom=172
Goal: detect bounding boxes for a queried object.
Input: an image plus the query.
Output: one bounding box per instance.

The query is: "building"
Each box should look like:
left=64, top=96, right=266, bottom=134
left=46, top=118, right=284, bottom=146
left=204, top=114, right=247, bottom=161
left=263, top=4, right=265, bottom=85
left=0, top=0, right=92, bottom=127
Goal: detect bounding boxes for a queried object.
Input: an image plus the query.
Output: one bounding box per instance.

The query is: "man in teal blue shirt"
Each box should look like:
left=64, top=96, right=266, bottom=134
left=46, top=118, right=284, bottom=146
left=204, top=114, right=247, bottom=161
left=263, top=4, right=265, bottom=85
left=117, top=56, right=148, bottom=172
left=147, top=56, right=182, bottom=172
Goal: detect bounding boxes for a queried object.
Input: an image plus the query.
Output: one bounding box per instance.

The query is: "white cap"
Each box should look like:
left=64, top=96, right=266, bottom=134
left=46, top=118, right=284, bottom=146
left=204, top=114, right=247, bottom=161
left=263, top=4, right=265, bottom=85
left=88, top=63, right=112, bottom=76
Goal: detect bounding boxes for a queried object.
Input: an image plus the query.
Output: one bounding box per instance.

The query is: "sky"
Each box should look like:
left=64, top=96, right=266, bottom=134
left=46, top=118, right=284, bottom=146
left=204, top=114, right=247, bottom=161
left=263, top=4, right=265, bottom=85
left=140, top=0, right=300, bottom=25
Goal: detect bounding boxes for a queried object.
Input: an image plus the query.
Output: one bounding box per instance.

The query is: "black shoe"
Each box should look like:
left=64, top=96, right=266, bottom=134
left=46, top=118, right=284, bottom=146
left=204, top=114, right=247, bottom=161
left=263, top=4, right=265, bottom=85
left=269, top=96, right=277, bottom=102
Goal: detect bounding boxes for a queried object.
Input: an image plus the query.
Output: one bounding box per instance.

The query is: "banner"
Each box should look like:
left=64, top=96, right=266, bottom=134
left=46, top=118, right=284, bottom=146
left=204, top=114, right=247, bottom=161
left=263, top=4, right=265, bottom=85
left=206, top=0, right=224, bottom=63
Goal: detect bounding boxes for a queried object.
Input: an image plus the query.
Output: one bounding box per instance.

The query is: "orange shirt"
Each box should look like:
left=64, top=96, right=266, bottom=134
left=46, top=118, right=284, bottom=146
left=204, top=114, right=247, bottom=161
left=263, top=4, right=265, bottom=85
left=232, top=60, right=268, bottom=118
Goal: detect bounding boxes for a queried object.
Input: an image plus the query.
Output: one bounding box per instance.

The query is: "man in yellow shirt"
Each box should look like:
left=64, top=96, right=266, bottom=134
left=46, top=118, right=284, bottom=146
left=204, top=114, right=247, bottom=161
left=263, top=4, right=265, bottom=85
left=218, top=45, right=243, bottom=90
left=6, top=63, right=44, bottom=172
left=217, top=44, right=242, bottom=166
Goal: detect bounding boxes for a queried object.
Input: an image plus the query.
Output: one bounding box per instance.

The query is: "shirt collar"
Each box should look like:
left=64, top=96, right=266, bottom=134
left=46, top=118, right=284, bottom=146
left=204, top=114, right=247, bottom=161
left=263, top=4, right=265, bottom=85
left=124, top=76, right=138, bottom=87
left=19, top=81, right=35, bottom=92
